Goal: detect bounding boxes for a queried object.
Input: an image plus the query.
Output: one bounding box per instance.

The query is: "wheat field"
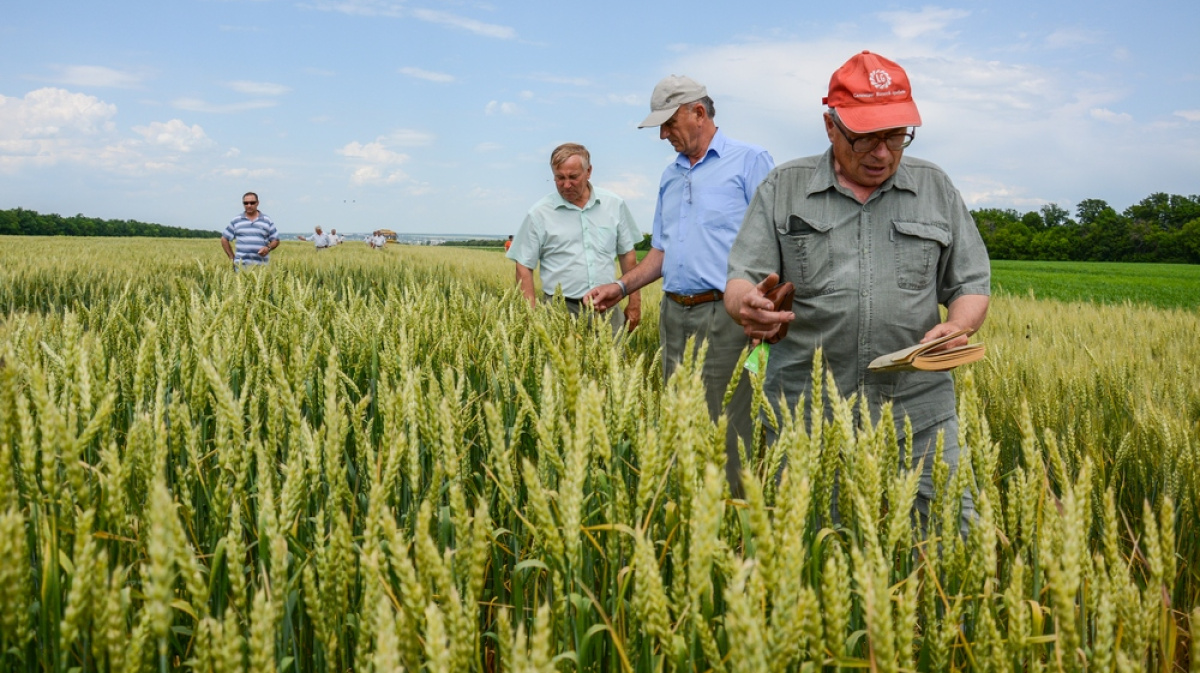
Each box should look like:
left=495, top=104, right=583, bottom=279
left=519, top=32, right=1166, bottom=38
left=0, top=237, right=1197, bottom=672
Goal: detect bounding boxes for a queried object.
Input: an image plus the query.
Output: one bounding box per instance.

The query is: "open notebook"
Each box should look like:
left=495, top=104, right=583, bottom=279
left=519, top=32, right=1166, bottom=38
left=867, top=329, right=986, bottom=372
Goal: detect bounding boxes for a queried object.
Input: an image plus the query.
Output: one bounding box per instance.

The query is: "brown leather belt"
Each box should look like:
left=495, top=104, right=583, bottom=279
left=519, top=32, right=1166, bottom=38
left=665, top=290, right=723, bottom=307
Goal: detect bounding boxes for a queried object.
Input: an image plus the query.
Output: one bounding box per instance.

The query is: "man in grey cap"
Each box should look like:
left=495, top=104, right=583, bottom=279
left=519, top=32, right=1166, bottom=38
left=586, top=75, right=774, bottom=496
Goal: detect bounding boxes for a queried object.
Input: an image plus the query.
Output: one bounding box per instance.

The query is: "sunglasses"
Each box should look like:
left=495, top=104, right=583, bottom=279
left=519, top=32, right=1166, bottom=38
left=243, top=201, right=258, bottom=205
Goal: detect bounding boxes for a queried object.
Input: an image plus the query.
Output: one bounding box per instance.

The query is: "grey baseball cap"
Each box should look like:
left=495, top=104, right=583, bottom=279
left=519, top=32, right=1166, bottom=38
left=638, top=75, right=708, bottom=128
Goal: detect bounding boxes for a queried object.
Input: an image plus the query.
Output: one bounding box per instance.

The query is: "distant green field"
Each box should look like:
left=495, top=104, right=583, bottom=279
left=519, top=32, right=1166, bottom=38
left=510, top=251, right=1198, bottom=310
left=991, top=260, right=1199, bottom=310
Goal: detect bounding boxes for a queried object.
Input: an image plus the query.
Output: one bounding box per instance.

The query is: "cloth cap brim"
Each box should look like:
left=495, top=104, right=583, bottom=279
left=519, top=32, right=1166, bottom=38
left=834, top=100, right=922, bottom=133
left=638, top=106, right=681, bottom=129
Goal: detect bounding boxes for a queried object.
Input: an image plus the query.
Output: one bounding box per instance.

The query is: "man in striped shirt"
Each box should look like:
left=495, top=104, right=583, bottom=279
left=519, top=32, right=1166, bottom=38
left=221, top=192, right=279, bottom=267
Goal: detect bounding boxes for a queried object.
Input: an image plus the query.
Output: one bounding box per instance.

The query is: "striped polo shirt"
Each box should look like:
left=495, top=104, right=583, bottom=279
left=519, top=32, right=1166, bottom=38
left=222, top=213, right=279, bottom=265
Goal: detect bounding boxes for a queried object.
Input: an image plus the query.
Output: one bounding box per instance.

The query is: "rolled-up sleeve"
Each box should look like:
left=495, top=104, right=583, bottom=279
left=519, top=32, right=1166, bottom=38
left=936, top=178, right=991, bottom=306
left=616, top=200, right=640, bottom=255
left=506, top=212, right=543, bottom=269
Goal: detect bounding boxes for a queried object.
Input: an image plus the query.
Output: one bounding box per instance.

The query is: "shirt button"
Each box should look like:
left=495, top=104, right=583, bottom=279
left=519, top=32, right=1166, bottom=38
left=861, top=289, right=869, bottom=297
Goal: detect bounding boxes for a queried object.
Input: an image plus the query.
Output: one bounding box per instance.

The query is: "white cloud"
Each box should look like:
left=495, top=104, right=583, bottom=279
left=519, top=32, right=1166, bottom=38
left=955, top=176, right=1046, bottom=209
left=133, top=119, right=216, bottom=152
left=607, top=93, right=641, bottom=106
left=338, top=140, right=410, bottom=164
left=0, top=88, right=120, bottom=172
left=485, top=100, right=519, bottom=115
left=43, top=65, right=147, bottom=89
left=226, top=80, right=291, bottom=96
left=661, top=37, right=1197, bottom=212
left=598, top=172, right=654, bottom=202
left=301, top=0, right=405, bottom=18
left=381, top=129, right=435, bottom=146
left=410, top=8, right=515, bottom=39
left=877, top=7, right=970, bottom=40
left=172, top=97, right=278, bottom=113
left=337, top=130, right=433, bottom=186
left=303, top=1, right=515, bottom=38
left=0, top=88, right=222, bottom=176
left=0, top=88, right=117, bottom=140
left=215, top=166, right=281, bottom=179
left=350, top=165, right=409, bottom=185
left=475, top=141, right=503, bottom=152
left=399, top=66, right=456, bottom=83
left=1090, top=108, right=1132, bottom=124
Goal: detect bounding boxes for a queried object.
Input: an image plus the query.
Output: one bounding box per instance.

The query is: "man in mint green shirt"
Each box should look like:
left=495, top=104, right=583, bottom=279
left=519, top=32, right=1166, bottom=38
left=507, top=143, right=643, bottom=332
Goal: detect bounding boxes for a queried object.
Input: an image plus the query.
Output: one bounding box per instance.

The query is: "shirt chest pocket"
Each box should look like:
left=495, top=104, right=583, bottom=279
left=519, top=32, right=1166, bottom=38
left=892, top=220, right=950, bottom=290
left=778, top=215, right=836, bottom=298
left=583, top=217, right=618, bottom=253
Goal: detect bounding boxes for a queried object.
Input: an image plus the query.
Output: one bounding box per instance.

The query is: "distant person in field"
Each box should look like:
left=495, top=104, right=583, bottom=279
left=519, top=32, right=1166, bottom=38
left=504, top=234, right=513, bottom=252
left=221, top=192, right=278, bottom=268
left=312, top=226, right=331, bottom=250
left=584, top=75, right=774, bottom=495
left=723, top=51, right=992, bottom=533
left=330, top=228, right=342, bottom=245
left=507, top=143, right=642, bottom=334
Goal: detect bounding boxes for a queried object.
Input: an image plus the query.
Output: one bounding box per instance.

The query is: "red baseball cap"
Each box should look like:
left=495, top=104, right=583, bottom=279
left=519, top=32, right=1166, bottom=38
left=823, top=51, right=921, bottom=133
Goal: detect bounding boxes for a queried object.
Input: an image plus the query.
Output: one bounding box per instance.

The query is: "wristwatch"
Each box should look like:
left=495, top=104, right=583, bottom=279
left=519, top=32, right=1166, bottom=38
left=615, top=279, right=627, bottom=297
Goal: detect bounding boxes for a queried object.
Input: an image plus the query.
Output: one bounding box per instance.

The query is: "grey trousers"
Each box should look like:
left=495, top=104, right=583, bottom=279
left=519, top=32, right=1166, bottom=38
left=906, top=416, right=977, bottom=538
left=659, top=298, right=753, bottom=497
left=821, top=415, right=977, bottom=538
left=542, top=294, right=625, bottom=335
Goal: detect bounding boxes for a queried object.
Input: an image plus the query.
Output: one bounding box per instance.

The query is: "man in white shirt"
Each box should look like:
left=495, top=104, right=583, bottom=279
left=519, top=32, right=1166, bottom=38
left=312, top=226, right=331, bottom=250
left=506, top=143, right=642, bottom=333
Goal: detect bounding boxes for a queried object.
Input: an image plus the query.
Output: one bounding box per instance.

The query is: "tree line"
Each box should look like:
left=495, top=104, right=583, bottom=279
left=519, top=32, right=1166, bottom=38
left=973, top=192, right=1200, bottom=263
left=438, top=238, right=506, bottom=248
left=5, top=191, right=1200, bottom=263
left=0, top=208, right=219, bottom=239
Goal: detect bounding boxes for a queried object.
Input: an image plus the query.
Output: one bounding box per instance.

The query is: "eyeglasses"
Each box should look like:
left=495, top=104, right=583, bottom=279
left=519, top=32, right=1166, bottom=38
left=243, top=201, right=258, bottom=205
left=832, top=117, right=915, bottom=153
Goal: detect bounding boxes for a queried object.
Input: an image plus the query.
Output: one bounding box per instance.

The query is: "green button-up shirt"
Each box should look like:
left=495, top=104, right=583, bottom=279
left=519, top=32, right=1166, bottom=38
left=507, top=185, right=641, bottom=299
left=727, top=148, right=991, bottom=433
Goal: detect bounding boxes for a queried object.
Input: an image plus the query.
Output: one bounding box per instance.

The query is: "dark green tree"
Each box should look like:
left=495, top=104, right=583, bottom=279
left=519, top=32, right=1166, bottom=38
left=1040, top=203, right=1072, bottom=228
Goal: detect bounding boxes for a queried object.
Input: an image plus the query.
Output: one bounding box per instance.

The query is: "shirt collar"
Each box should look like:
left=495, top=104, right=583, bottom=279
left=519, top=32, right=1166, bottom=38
left=674, top=128, right=727, bottom=168
left=807, top=147, right=918, bottom=199
left=551, top=182, right=598, bottom=211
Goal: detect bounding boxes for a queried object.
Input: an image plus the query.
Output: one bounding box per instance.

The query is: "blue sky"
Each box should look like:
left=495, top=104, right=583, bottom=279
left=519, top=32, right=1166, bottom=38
left=2, top=0, right=1198, bottom=236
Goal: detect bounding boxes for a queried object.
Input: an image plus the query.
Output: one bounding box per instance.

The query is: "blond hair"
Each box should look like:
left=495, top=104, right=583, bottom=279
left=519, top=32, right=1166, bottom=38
left=550, top=143, right=590, bottom=171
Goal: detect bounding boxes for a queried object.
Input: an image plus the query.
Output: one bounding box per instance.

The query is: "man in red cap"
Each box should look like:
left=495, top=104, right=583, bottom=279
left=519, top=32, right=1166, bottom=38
left=723, top=51, right=991, bottom=534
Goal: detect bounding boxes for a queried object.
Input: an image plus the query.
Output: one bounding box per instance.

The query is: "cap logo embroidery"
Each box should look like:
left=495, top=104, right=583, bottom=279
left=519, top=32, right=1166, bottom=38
left=869, top=69, right=892, bottom=91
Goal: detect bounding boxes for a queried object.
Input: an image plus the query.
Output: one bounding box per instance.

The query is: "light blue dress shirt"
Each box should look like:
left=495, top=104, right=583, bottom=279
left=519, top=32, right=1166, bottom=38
left=651, top=129, right=774, bottom=294
left=507, top=185, right=641, bottom=299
